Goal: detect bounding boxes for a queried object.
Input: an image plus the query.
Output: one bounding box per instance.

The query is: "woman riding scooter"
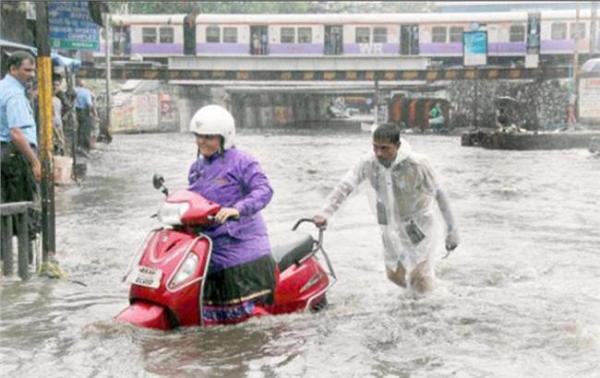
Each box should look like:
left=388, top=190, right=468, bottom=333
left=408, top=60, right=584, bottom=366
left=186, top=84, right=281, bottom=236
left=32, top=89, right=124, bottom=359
left=187, top=104, right=276, bottom=322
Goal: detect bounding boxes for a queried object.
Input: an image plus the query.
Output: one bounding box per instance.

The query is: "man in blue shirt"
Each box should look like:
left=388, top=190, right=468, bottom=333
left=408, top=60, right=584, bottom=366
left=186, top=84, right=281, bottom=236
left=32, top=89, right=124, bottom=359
left=0, top=50, right=41, bottom=204
left=74, top=78, right=97, bottom=152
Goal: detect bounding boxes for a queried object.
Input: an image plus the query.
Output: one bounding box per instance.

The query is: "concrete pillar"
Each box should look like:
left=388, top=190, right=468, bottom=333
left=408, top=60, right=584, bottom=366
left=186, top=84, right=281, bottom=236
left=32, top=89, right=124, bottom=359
left=178, top=98, right=193, bottom=132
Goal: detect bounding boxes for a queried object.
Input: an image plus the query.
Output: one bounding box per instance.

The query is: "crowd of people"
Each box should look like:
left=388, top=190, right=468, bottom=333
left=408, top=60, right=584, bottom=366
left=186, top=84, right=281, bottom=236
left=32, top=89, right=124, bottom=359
left=1, top=51, right=104, bottom=272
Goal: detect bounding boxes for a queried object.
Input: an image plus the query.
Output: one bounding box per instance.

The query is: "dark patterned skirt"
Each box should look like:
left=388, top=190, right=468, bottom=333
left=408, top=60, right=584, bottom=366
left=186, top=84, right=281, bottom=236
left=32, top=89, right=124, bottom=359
left=202, top=254, right=276, bottom=324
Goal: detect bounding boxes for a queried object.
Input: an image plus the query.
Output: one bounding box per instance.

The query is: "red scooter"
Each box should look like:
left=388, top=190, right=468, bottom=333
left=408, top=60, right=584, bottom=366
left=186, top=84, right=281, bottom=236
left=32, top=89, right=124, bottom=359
left=116, top=175, right=336, bottom=330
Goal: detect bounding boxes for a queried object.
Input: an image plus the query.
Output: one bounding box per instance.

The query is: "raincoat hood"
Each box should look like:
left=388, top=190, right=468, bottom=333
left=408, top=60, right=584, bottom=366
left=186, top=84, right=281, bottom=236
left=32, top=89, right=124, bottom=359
left=374, top=137, right=412, bottom=168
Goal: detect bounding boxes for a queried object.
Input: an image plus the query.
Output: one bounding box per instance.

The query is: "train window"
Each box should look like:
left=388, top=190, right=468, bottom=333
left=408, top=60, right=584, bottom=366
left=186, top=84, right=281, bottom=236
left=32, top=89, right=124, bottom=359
left=373, top=27, right=387, bottom=43
left=206, top=26, right=220, bottom=43
left=449, top=27, right=463, bottom=43
left=298, top=27, right=312, bottom=43
left=142, top=28, right=157, bottom=44
left=432, top=26, right=447, bottom=43
left=159, top=27, right=174, bottom=43
left=356, top=27, right=370, bottom=43
left=570, top=22, right=586, bottom=40
left=509, top=25, right=525, bottom=42
left=281, top=27, right=295, bottom=43
left=551, top=23, right=567, bottom=40
left=223, top=27, right=238, bottom=43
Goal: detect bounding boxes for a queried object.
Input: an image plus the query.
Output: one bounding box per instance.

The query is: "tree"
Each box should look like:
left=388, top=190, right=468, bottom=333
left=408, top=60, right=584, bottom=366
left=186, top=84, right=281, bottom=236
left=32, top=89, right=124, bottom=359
left=113, top=1, right=431, bottom=14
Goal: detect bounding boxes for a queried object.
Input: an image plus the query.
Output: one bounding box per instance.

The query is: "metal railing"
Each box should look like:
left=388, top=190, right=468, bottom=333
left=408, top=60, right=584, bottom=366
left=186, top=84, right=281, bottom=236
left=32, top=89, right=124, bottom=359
left=0, top=201, right=36, bottom=280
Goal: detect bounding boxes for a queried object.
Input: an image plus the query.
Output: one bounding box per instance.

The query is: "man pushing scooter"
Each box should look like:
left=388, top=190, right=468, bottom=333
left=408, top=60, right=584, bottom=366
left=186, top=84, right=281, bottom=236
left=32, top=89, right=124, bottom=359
left=313, top=123, right=459, bottom=294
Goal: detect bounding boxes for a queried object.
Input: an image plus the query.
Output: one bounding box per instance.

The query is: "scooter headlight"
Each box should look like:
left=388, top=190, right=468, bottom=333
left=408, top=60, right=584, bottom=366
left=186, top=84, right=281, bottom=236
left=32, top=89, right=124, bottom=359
left=169, top=253, right=199, bottom=289
left=157, top=202, right=189, bottom=226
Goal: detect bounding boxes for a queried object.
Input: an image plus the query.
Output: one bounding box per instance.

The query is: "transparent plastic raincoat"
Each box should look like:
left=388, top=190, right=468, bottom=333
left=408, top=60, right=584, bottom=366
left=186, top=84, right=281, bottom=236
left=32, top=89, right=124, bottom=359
left=319, top=139, right=450, bottom=272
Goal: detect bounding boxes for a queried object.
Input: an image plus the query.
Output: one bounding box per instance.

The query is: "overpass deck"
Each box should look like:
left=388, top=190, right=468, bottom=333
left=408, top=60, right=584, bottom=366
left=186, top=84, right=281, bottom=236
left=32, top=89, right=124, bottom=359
left=78, top=63, right=573, bottom=82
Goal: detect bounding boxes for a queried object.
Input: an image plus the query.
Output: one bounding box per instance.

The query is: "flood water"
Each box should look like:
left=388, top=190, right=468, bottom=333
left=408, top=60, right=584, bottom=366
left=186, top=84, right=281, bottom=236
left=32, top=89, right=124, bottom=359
left=1, top=130, right=599, bottom=377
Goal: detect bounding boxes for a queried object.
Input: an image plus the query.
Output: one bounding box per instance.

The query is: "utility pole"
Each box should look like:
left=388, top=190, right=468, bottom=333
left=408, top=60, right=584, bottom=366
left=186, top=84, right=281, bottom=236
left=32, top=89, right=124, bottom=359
left=591, top=2, right=598, bottom=55
left=374, top=79, right=379, bottom=125
left=34, top=0, right=55, bottom=262
left=102, top=11, right=112, bottom=142
left=570, top=3, right=581, bottom=126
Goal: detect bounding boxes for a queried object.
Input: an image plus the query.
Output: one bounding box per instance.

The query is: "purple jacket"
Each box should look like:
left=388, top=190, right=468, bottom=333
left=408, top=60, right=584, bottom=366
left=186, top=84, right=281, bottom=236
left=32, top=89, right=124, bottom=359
left=188, top=148, right=273, bottom=271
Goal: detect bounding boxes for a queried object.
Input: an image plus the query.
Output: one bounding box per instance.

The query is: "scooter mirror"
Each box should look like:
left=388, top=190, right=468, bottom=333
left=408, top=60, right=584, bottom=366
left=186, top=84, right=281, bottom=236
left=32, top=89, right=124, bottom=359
left=152, top=174, right=165, bottom=190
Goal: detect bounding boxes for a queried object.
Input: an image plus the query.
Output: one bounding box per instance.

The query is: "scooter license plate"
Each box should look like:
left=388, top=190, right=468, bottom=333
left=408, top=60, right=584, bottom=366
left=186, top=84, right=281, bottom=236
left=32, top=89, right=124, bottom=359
left=132, top=266, right=163, bottom=289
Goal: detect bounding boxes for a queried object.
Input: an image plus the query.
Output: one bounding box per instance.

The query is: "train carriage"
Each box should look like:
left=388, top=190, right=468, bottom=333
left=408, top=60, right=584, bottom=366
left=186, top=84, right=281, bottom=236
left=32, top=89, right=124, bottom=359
left=107, top=15, right=186, bottom=57
left=96, top=10, right=600, bottom=66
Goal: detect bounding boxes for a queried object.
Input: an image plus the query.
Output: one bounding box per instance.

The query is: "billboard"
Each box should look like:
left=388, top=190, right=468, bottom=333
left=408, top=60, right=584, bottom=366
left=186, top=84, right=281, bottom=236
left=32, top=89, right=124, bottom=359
left=579, top=78, right=600, bottom=121
left=463, top=31, right=487, bottom=66
left=48, top=0, right=100, bottom=50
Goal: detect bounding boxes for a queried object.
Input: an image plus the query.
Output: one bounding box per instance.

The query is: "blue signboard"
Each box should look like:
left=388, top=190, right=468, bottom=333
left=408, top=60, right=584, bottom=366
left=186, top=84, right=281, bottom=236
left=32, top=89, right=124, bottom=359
left=463, top=31, right=487, bottom=66
left=48, top=0, right=100, bottom=50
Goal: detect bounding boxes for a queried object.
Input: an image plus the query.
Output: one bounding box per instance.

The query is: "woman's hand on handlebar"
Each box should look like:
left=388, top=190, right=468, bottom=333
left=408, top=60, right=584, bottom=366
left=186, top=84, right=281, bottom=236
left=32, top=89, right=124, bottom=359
left=312, top=214, right=328, bottom=229
left=215, top=207, right=240, bottom=224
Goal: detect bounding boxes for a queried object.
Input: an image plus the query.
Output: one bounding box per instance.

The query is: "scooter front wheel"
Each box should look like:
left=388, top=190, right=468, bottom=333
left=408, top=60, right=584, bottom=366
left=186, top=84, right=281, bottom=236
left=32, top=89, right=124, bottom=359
left=310, top=295, right=327, bottom=312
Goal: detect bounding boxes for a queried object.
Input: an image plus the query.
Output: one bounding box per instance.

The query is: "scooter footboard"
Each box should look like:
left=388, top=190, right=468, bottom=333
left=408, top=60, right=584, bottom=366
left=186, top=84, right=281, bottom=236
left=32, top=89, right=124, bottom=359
left=115, top=301, right=173, bottom=330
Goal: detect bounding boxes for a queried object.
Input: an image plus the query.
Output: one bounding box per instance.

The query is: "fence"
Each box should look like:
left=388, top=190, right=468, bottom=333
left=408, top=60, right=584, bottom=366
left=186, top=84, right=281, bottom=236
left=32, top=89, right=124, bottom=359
left=0, top=201, right=37, bottom=280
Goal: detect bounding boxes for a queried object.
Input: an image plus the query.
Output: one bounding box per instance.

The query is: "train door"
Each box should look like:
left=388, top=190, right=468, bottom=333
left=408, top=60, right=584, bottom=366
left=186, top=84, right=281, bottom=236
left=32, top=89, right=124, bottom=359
left=112, top=23, right=131, bottom=55
left=250, top=25, right=269, bottom=55
left=400, top=24, right=419, bottom=55
left=324, top=25, right=343, bottom=55
left=183, top=13, right=196, bottom=55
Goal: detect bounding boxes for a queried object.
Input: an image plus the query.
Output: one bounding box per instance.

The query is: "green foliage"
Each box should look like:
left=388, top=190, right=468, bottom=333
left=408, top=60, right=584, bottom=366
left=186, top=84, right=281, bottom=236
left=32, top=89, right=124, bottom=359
left=111, top=1, right=430, bottom=14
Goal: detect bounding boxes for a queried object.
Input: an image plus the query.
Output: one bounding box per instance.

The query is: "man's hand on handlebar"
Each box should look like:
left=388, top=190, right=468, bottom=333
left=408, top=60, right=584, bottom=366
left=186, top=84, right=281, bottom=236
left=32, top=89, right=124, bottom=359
left=215, top=207, right=240, bottom=224
left=312, top=214, right=328, bottom=229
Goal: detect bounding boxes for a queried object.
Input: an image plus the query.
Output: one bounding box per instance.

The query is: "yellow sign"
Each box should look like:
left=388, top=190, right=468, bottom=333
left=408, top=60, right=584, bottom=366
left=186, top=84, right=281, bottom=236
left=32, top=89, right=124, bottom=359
left=403, top=71, right=418, bottom=79
left=464, top=70, right=476, bottom=79
left=509, top=69, right=521, bottom=79
left=426, top=71, right=438, bottom=81
left=487, top=69, right=499, bottom=79
left=445, top=70, right=457, bottom=79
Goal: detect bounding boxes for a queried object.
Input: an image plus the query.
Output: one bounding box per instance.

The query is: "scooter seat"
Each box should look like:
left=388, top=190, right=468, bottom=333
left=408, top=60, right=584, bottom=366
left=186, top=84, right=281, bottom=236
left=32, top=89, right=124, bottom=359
left=270, top=231, right=315, bottom=272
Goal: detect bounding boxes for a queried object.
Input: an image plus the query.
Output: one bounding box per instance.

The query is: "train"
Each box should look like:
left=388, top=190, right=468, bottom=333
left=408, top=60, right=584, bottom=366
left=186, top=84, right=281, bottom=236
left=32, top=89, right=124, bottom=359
left=98, top=10, right=599, bottom=66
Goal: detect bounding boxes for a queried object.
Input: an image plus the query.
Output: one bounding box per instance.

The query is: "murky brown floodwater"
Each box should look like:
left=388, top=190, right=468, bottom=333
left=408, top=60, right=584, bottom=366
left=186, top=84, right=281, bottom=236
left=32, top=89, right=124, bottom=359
left=1, top=130, right=599, bottom=377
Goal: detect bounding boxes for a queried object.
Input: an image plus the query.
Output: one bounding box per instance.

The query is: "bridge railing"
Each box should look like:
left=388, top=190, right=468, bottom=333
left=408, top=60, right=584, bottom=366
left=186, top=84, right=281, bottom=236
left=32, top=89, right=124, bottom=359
left=0, top=201, right=37, bottom=280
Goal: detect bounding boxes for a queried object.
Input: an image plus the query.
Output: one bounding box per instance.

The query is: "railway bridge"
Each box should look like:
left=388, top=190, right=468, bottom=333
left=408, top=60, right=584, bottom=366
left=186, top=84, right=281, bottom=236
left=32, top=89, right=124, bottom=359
left=77, top=57, right=579, bottom=132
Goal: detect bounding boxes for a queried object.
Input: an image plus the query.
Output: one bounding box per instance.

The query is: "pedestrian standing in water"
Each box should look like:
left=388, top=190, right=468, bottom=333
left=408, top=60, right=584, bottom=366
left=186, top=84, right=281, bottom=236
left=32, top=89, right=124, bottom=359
left=74, top=78, right=97, bottom=152
left=52, top=75, right=66, bottom=155
left=0, top=51, right=41, bottom=202
left=313, top=123, right=459, bottom=294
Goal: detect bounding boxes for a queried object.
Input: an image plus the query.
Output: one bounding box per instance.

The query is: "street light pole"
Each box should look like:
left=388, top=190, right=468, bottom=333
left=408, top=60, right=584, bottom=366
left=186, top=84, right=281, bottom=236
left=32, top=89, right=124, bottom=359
left=34, top=0, right=55, bottom=262
left=591, top=2, right=598, bottom=55
left=103, top=11, right=112, bottom=142
left=570, top=3, right=581, bottom=126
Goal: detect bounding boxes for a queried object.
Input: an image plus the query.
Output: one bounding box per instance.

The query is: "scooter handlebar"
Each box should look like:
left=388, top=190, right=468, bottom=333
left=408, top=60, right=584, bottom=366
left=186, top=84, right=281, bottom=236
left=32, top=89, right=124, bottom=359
left=292, top=218, right=325, bottom=249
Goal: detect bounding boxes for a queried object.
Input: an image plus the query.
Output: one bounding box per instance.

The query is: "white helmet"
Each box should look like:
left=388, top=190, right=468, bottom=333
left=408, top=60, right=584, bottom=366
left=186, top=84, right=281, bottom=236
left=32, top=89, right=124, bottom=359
left=189, top=105, right=236, bottom=149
